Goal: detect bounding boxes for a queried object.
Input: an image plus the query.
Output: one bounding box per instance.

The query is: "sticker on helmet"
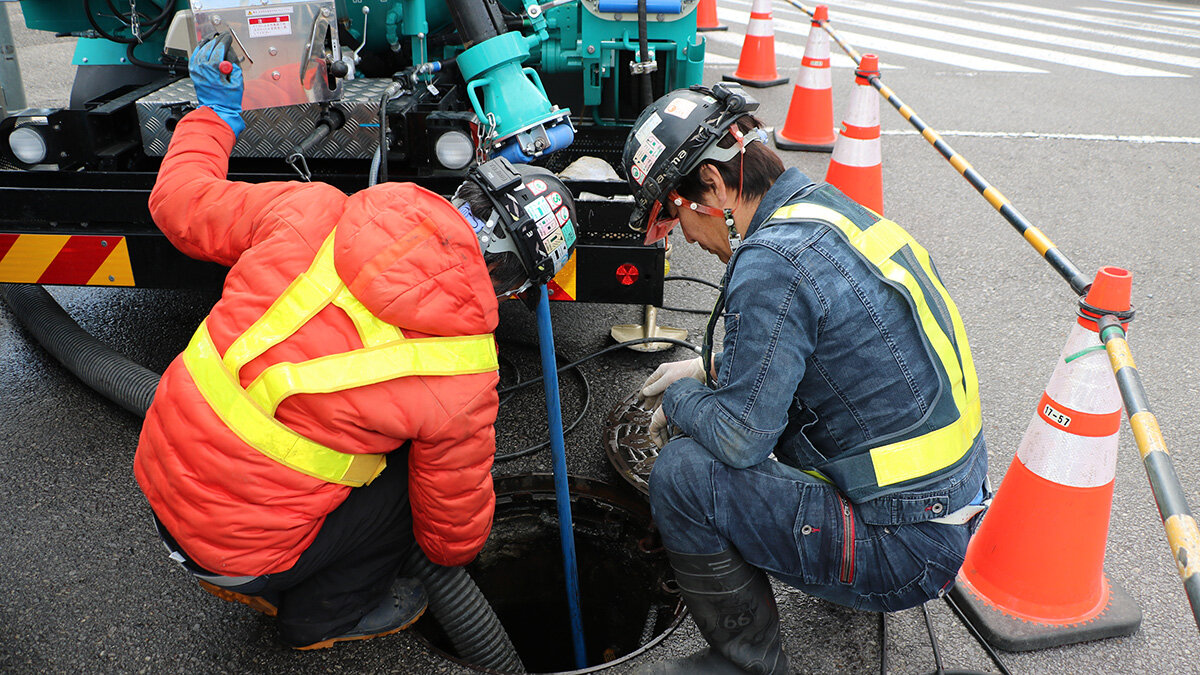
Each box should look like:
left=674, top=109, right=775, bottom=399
left=527, top=179, right=548, bottom=195
left=631, top=165, right=645, bottom=185
left=562, top=220, right=576, bottom=247
left=663, top=98, right=698, bottom=119
left=543, top=228, right=566, bottom=252
left=632, top=133, right=666, bottom=182
left=555, top=206, right=570, bottom=226
left=537, top=214, right=558, bottom=238
left=548, top=191, right=563, bottom=208
left=525, top=195, right=553, bottom=221
left=634, top=112, right=662, bottom=143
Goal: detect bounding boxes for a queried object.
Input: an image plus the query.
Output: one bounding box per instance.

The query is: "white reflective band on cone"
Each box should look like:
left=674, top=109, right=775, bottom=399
left=842, top=88, right=880, bottom=128
left=829, top=135, right=881, bottom=167
left=1016, top=324, right=1122, bottom=488
left=746, top=17, right=773, bottom=36
left=797, top=64, right=832, bottom=89
left=802, top=26, right=830, bottom=61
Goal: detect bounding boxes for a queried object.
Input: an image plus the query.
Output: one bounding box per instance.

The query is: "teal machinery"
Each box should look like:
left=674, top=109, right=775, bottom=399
left=13, top=0, right=707, bottom=165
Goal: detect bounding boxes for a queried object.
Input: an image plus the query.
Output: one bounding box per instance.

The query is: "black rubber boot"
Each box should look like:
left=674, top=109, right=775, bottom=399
left=292, top=577, right=428, bottom=650
left=637, top=549, right=788, bottom=674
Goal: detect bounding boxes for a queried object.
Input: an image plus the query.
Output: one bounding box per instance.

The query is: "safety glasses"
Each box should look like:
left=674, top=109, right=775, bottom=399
left=643, top=191, right=725, bottom=245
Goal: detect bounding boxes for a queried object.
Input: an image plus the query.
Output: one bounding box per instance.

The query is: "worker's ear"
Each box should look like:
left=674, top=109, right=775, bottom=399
left=697, top=163, right=728, bottom=208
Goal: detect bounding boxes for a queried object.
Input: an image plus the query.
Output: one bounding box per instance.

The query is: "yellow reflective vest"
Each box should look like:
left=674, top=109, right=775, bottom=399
left=181, top=230, right=499, bottom=487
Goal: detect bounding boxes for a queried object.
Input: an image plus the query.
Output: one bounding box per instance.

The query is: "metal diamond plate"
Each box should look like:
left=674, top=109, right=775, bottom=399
left=136, top=78, right=393, bottom=159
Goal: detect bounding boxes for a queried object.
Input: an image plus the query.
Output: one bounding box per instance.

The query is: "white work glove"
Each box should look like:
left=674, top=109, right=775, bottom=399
left=649, top=406, right=671, bottom=448
left=639, top=357, right=706, bottom=411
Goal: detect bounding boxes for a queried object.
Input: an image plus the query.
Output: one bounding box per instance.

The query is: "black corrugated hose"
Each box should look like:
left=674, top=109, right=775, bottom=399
left=0, top=282, right=525, bottom=673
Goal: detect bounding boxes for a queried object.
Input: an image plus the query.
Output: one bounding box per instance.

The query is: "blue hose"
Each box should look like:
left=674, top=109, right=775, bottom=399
left=534, top=284, right=588, bottom=669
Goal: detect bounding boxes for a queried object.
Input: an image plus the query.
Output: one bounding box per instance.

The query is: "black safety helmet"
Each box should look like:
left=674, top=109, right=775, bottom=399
left=622, top=82, right=761, bottom=241
left=455, top=157, right=577, bottom=296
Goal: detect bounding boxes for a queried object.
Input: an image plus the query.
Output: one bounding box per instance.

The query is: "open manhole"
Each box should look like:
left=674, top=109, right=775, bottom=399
left=415, top=474, right=685, bottom=673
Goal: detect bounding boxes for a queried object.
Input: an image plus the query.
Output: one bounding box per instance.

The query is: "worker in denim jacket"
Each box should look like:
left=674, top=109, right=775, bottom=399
left=622, top=84, right=989, bottom=674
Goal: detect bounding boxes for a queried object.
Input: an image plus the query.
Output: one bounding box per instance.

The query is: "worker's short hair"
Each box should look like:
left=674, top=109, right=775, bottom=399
left=452, top=178, right=529, bottom=297
left=675, top=115, right=784, bottom=204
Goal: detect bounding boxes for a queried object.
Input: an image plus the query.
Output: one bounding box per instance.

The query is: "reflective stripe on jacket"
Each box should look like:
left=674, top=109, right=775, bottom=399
left=181, top=231, right=498, bottom=487
left=766, top=201, right=982, bottom=500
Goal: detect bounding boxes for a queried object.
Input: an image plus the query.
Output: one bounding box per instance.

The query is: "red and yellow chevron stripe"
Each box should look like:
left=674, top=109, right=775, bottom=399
left=547, top=251, right=577, bottom=301
left=0, top=234, right=135, bottom=286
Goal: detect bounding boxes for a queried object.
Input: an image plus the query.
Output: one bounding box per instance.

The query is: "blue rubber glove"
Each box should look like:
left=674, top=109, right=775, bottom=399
left=190, top=34, right=245, bottom=138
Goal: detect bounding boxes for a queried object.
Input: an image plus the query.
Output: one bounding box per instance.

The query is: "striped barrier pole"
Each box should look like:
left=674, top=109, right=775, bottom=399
left=783, top=0, right=1091, bottom=297
left=1097, top=314, right=1200, bottom=632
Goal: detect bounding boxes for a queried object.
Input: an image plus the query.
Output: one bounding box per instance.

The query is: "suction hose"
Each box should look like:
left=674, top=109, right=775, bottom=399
left=0, top=284, right=160, bottom=416
left=0, top=282, right=526, bottom=673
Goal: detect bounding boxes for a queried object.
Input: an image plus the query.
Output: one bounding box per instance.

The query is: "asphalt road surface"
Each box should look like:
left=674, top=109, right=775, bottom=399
left=3, top=0, right=1199, bottom=672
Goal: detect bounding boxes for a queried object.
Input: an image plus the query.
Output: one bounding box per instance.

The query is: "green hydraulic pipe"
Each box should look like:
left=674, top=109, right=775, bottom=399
left=784, top=0, right=1091, bottom=297
left=1097, top=315, right=1200, bottom=634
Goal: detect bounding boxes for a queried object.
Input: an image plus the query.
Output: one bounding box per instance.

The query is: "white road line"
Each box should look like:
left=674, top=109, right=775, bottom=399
left=716, top=7, right=1048, bottom=72
left=970, top=2, right=1200, bottom=41
left=882, top=0, right=1200, bottom=50
left=803, top=0, right=1200, bottom=69
left=1088, top=6, right=1200, bottom=27
left=1096, top=0, right=1200, bottom=11
left=880, top=129, right=1200, bottom=144
left=723, top=0, right=1186, bottom=76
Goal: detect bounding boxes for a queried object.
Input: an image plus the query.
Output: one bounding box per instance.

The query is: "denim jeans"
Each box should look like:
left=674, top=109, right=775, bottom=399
left=650, top=438, right=974, bottom=613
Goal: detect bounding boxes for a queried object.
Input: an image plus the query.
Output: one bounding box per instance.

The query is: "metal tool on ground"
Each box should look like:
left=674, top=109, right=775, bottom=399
left=1098, top=314, right=1200, bottom=633
left=825, top=54, right=882, bottom=214
left=784, top=0, right=1090, bottom=296
left=723, top=0, right=788, bottom=88
left=774, top=4, right=835, bottom=152
left=534, top=283, right=588, bottom=669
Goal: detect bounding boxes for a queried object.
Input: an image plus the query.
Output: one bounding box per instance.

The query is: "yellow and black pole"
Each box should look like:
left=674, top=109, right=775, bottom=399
left=1097, top=315, right=1200, bottom=631
left=783, top=0, right=1092, bottom=296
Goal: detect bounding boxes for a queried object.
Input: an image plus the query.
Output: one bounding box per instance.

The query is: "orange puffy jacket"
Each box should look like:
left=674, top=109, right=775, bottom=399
left=134, top=107, right=500, bottom=575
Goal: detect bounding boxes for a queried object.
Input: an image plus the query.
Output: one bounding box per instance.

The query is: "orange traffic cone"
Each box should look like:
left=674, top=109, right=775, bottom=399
left=824, top=54, right=882, bottom=213
left=696, top=0, right=728, bottom=32
left=774, top=4, right=835, bottom=152
left=950, top=266, right=1142, bottom=651
left=723, top=0, right=788, bottom=88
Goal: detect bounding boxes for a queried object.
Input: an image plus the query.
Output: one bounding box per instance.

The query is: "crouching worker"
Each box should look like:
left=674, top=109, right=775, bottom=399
left=134, top=37, right=576, bottom=650
left=624, top=84, right=989, bottom=673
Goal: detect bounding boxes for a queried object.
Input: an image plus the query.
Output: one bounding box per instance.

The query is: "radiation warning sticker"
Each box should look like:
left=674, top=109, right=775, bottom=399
left=555, top=206, right=570, bottom=226
left=527, top=179, right=548, bottom=195
left=634, top=112, right=662, bottom=143
left=663, top=97, right=698, bottom=119
left=632, top=133, right=665, bottom=184
left=525, top=195, right=553, bottom=221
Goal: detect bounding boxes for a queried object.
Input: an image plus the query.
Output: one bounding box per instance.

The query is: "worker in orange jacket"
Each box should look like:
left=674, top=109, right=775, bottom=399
left=134, top=36, right=577, bottom=649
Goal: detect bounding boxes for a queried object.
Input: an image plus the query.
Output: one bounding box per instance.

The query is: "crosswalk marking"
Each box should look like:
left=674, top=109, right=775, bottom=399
left=703, top=0, right=1200, bottom=78
left=891, top=0, right=1200, bottom=50
left=813, top=0, right=1200, bottom=70
left=1090, top=6, right=1200, bottom=27
left=970, top=2, right=1200, bottom=41
left=718, top=6, right=1048, bottom=72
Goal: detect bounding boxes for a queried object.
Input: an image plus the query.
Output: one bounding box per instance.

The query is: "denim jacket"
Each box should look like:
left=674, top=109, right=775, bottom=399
left=663, top=169, right=987, bottom=526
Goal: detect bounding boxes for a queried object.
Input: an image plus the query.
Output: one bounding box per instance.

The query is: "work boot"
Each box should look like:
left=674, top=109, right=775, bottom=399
left=637, top=549, right=788, bottom=674
left=198, top=580, right=279, bottom=617
left=292, top=577, right=428, bottom=650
